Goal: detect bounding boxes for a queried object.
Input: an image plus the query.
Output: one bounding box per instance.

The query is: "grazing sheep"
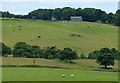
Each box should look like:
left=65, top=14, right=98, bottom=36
left=70, top=74, right=74, bottom=77
left=38, top=35, right=41, bottom=38
left=87, top=25, right=90, bottom=27
left=62, top=75, right=65, bottom=77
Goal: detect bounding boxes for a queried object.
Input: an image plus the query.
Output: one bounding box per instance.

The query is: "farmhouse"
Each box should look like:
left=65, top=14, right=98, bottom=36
left=70, top=16, right=82, bottom=21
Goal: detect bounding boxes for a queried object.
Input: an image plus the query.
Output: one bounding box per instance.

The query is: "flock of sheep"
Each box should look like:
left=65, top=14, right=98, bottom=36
left=10, top=24, right=41, bottom=41
left=10, top=22, right=101, bottom=42
left=62, top=74, right=74, bottom=77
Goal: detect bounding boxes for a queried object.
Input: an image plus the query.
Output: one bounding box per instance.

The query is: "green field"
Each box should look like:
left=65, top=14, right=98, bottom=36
left=2, top=19, right=118, bottom=55
left=2, top=57, right=119, bottom=71
left=1, top=19, right=119, bottom=81
left=2, top=67, right=118, bottom=81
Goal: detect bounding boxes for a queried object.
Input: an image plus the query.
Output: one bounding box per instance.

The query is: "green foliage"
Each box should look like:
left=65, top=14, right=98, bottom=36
left=106, top=13, right=114, bottom=24
left=58, top=48, right=78, bottom=62
left=2, top=43, right=11, bottom=57
left=26, top=45, right=42, bottom=58
left=53, top=8, right=62, bottom=20
left=89, top=48, right=120, bottom=60
left=82, top=8, right=97, bottom=22
left=88, top=50, right=101, bottom=59
left=42, top=46, right=59, bottom=59
left=113, top=10, right=120, bottom=26
left=100, top=12, right=107, bottom=23
left=96, top=48, right=115, bottom=69
left=13, top=42, right=31, bottom=57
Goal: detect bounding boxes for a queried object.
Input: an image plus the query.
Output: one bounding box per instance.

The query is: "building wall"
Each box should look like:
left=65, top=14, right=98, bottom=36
left=70, top=16, right=82, bottom=21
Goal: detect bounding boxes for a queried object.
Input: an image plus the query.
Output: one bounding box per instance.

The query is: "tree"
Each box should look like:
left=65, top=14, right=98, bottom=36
left=42, top=46, right=59, bottom=59
left=75, top=8, right=83, bottom=16
left=62, top=7, right=75, bottom=20
left=113, top=10, right=120, bottom=26
left=58, top=48, right=78, bottom=63
left=82, top=8, right=98, bottom=22
left=96, top=48, right=115, bottom=69
left=106, top=13, right=114, bottom=24
left=100, top=11, right=107, bottom=23
left=30, top=45, right=42, bottom=65
left=88, top=50, right=100, bottom=59
left=111, top=48, right=120, bottom=60
left=53, top=8, right=62, bottom=20
left=13, top=42, right=31, bottom=57
left=2, top=43, right=11, bottom=57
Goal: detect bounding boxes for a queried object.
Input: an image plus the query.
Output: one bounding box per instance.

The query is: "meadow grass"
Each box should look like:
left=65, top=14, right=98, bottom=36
left=2, top=19, right=118, bottom=55
left=1, top=19, right=119, bottom=81
left=2, top=57, right=118, bottom=71
left=2, top=67, right=118, bottom=81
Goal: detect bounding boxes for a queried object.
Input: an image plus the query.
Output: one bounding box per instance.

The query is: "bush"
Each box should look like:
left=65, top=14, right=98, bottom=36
left=88, top=50, right=100, bottom=59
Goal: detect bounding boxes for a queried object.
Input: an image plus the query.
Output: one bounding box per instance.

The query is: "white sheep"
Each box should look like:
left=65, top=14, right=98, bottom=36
left=62, top=75, right=65, bottom=77
left=70, top=74, right=74, bottom=77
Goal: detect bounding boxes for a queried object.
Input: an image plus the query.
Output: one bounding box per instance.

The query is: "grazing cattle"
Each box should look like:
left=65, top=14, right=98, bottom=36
left=13, top=30, right=15, bottom=32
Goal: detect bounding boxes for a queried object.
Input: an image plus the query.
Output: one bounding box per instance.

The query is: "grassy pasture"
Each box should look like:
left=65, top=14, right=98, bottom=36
left=2, top=67, right=118, bottom=81
left=2, top=19, right=118, bottom=55
left=2, top=57, right=118, bottom=71
left=1, top=19, right=119, bottom=81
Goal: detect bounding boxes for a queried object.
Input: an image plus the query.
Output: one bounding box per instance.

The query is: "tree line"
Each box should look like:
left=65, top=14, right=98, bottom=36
left=1, top=42, right=78, bottom=63
left=1, top=42, right=120, bottom=68
left=0, top=7, right=120, bottom=26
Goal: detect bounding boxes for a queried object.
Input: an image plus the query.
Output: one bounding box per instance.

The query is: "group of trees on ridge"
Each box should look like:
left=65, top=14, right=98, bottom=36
left=0, top=7, right=120, bottom=26
left=1, top=42, right=120, bottom=68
